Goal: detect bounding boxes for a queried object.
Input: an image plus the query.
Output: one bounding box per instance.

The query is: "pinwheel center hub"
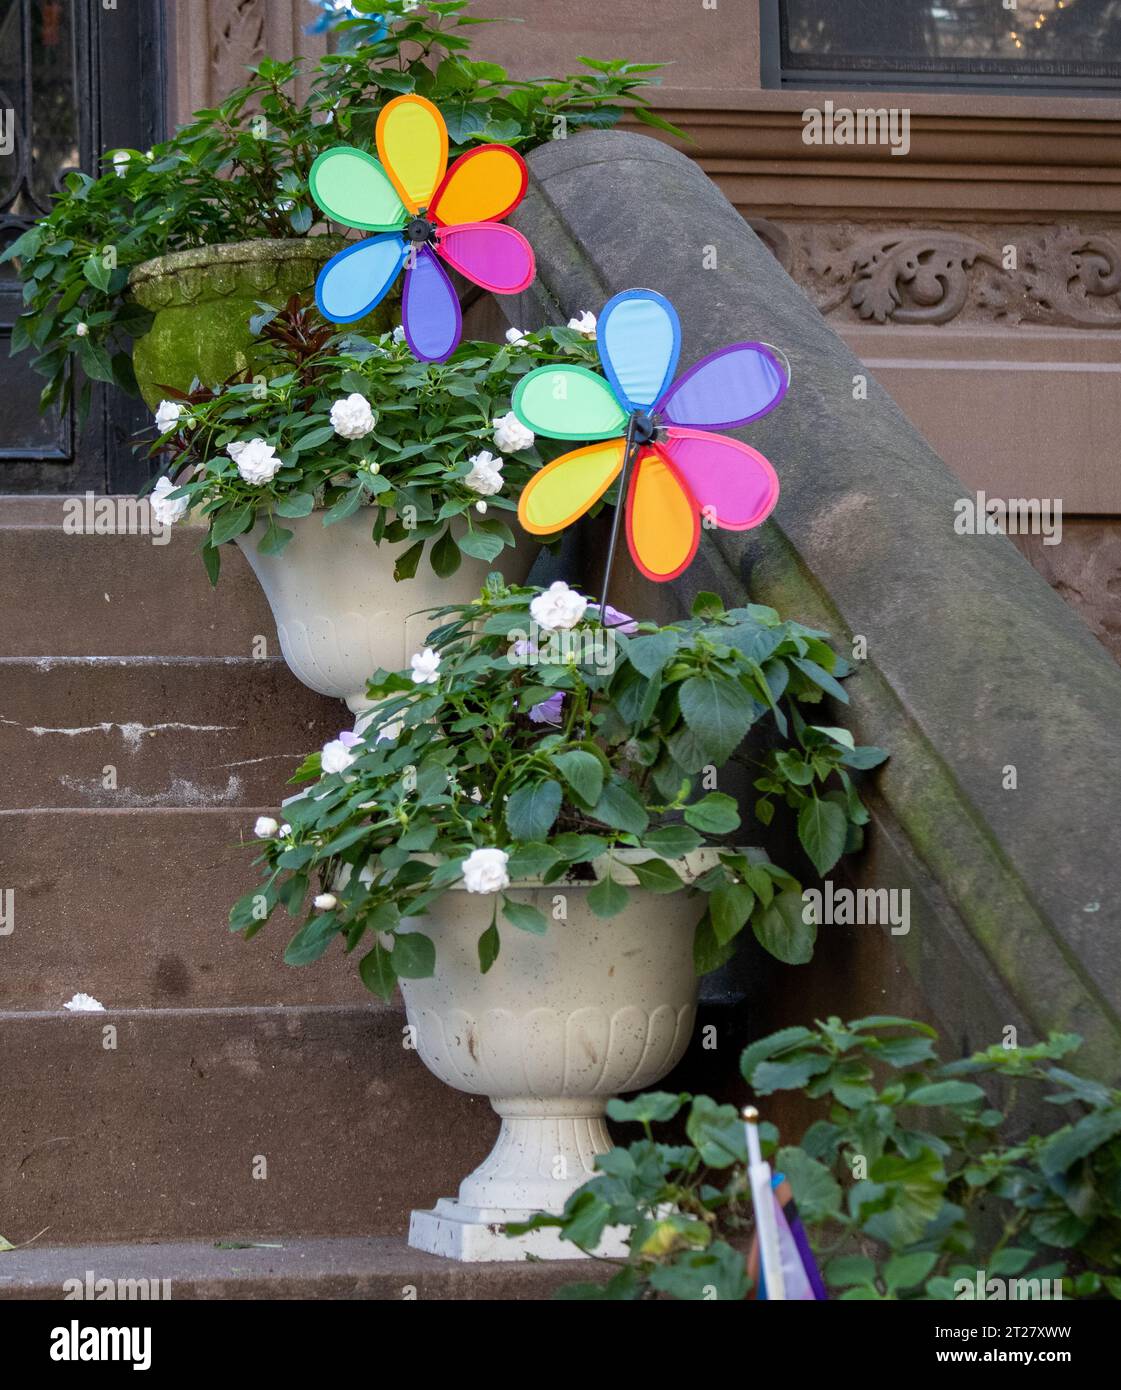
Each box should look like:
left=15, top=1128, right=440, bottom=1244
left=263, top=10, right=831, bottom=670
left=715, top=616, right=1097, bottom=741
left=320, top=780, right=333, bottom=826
left=404, top=213, right=439, bottom=246
left=629, top=410, right=659, bottom=446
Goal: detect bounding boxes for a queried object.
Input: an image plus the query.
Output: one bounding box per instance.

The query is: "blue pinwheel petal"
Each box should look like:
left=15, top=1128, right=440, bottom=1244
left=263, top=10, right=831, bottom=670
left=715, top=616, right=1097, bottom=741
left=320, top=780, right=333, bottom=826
left=596, top=288, right=681, bottom=413
left=315, top=233, right=407, bottom=324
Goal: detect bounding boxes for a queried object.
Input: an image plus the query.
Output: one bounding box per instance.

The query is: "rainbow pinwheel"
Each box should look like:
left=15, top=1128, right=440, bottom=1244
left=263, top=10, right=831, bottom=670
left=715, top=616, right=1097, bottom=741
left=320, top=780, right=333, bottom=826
left=308, top=94, right=536, bottom=363
left=512, top=289, right=786, bottom=582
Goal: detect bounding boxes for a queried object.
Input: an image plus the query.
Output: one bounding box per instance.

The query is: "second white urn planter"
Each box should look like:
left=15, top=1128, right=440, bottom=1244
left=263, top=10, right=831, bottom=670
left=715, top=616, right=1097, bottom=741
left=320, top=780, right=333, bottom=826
left=236, top=510, right=532, bottom=719
left=399, top=850, right=719, bottom=1262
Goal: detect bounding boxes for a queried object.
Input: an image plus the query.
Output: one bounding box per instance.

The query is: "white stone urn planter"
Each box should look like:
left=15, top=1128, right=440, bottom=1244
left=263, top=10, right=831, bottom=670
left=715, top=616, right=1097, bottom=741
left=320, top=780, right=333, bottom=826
left=399, top=849, right=727, bottom=1262
left=235, top=510, right=533, bottom=721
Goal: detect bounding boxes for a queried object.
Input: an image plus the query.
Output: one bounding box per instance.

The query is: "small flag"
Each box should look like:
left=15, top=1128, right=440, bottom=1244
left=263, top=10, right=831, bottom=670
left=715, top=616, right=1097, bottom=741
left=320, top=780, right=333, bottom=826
left=743, top=1107, right=828, bottom=1301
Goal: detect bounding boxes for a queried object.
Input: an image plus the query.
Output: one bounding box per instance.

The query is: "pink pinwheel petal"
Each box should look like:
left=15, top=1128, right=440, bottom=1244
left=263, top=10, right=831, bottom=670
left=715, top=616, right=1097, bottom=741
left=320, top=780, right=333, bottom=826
left=436, top=223, right=536, bottom=295
left=402, top=245, right=462, bottom=363
left=657, top=428, right=779, bottom=531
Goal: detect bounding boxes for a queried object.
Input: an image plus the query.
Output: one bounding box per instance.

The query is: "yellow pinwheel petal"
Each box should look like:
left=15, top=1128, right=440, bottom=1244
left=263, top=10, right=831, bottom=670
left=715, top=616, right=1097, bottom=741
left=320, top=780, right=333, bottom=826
left=518, top=439, right=626, bottom=536
left=376, top=94, right=448, bottom=213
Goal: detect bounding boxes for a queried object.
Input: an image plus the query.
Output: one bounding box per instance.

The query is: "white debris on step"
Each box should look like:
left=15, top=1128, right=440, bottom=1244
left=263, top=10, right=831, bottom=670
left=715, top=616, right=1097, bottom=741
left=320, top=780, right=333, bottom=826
left=63, top=993, right=106, bottom=1013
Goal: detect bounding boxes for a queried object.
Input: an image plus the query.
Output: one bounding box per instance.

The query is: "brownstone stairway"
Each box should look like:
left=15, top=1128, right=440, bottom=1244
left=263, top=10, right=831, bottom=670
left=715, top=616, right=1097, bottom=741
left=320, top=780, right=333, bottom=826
left=0, top=497, right=579, bottom=1299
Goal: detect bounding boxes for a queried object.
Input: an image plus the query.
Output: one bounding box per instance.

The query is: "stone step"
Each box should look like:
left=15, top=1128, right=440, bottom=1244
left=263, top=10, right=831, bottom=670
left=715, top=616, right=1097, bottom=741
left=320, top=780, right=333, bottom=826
left=0, top=1005, right=497, bottom=1246
left=0, top=1236, right=593, bottom=1300
left=0, top=808, right=370, bottom=1009
left=0, top=497, right=273, bottom=658
left=0, top=656, right=339, bottom=811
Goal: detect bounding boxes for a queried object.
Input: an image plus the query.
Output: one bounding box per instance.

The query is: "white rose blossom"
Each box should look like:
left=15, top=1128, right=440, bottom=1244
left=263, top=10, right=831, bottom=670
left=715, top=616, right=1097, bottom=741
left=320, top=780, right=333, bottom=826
left=392, top=325, right=406, bottom=344
left=464, top=449, right=504, bottom=496
left=75, top=322, right=89, bottom=337
left=254, top=816, right=279, bottom=838
left=321, top=738, right=357, bottom=774
left=330, top=393, right=376, bottom=440
left=410, top=648, right=440, bottom=685
left=313, top=893, right=338, bottom=911
left=530, top=580, right=588, bottom=632
left=567, top=310, right=596, bottom=337
left=505, top=326, right=528, bottom=346
left=492, top=411, right=535, bottom=454
left=112, top=150, right=130, bottom=177
left=153, top=399, right=182, bottom=434
left=462, top=846, right=511, bottom=894
left=149, top=476, right=189, bottom=527
left=230, top=438, right=281, bottom=485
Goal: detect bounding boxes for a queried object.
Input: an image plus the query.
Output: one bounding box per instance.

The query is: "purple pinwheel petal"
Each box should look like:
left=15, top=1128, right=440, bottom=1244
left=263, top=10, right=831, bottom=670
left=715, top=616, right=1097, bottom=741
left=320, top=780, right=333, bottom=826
left=656, top=342, right=787, bottom=430
left=401, top=245, right=462, bottom=363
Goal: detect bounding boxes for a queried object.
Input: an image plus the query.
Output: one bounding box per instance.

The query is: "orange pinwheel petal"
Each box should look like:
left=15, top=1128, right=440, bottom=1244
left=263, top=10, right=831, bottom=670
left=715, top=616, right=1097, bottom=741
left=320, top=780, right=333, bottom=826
left=625, top=448, right=700, bottom=582
left=375, top=95, right=448, bottom=213
left=430, top=144, right=528, bottom=227
left=517, top=439, right=626, bottom=536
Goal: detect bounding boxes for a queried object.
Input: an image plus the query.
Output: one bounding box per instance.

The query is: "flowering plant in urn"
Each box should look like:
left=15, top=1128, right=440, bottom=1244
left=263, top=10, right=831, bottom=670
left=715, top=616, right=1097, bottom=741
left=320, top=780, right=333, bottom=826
left=144, top=297, right=597, bottom=583
left=231, top=579, right=886, bottom=995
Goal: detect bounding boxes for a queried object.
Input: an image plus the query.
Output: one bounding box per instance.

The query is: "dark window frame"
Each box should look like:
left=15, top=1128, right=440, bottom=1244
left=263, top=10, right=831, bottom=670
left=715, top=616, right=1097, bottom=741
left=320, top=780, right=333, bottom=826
left=760, top=0, right=1121, bottom=95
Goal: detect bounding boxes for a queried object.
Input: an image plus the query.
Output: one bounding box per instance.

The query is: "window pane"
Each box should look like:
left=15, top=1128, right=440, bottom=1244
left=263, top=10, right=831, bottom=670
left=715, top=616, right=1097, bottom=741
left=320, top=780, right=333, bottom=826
left=780, top=0, right=1121, bottom=86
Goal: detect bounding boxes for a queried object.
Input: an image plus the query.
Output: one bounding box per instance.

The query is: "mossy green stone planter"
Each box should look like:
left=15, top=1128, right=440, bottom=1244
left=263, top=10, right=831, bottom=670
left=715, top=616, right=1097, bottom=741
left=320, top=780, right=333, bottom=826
left=128, top=238, right=392, bottom=408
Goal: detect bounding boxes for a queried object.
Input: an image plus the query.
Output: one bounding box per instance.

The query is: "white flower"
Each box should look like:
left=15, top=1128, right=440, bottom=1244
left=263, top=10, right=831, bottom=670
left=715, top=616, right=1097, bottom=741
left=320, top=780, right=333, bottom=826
left=75, top=322, right=89, bottom=337
left=475, top=500, right=487, bottom=514
left=470, top=787, right=483, bottom=803
left=462, top=846, right=510, bottom=894
left=150, top=476, right=189, bottom=527
left=112, top=150, right=130, bottom=178
left=154, top=399, right=182, bottom=434
left=64, top=992, right=106, bottom=1012
left=530, top=580, right=588, bottom=632
left=313, top=893, right=338, bottom=911
left=280, top=823, right=292, bottom=837
left=567, top=310, right=596, bottom=337
left=321, top=738, right=357, bottom=774
left=254, top=816, right=279, bottom=838
left=330, top=392, right=376, bottom=440
left=505, top=326, right=529, bottom=346
left=230, top=438, right=281, bottom=485
left=392, top=325, right=406, bottom=344
left=492, top=410, right=535, bottom=454
left=464, top=449, right=504, bottom=496
left=410, top=648, right=440, bottom=684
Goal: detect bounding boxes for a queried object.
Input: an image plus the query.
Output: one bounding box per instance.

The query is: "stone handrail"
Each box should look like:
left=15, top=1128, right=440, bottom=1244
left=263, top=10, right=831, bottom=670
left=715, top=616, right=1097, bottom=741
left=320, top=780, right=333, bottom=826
left=508, top=130, right=1121, bottom=1077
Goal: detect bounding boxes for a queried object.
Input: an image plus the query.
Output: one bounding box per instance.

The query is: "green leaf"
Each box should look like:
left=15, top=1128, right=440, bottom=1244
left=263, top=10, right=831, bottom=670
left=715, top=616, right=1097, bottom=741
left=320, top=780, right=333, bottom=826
left=275, top=491, right=316, bottom=519
left=683, top=792, right=740, bottom=835
left=686, top=1096, right=747, bottom=1167
left=827, top=1255, right=877, bottom=1289
left=883, top=1251, right=937, bottom=1292
left=791, top=656, right=849, bottom=703
left=82, top=254, right=112, bottom=292
left=797, top=797, right=847, bottom=876
left=587, top=873, right=629, bottom=918
left=283, top=913, right=339, bottom=966
left=505, top=779, right=563, bottom=841
left=753, top=889, right=815, bottom=965
left=505, top=843, right=561, bottom=880
left=625, top=630, right=678, bottom=679
left=709, top=883, right=755, bottom=945
left=678, top=672, right=755, bottom=763
left=359, top=942, right=397, bottom=1000
left=642, top=824, right=702, bottom=858
left=257, top=516, right=294, bottom=555
left=590, top=779, right=648, bottom=836
left=391, top=930, right=436, bottom=979
left=607, top=1091, right=687, bottom=1125
left=430, top=526, right=462, bottom=578
left=750, top=1052, right=832, bottom=1094
left=548, top=750, right=604, bottom=807
left=904, top=1080, right=986, bottom=1108
left=478, top=920, right=500, bottom=973
left=648, top=1242, right=750, bottom=1301
left=630, top=857, right=684, bottom=894
left=1039, top=1108, right=1121, bottom=1176
left=502, top=899, right=548, bottom=935
left=775, top=1146, right=843, bottom=1222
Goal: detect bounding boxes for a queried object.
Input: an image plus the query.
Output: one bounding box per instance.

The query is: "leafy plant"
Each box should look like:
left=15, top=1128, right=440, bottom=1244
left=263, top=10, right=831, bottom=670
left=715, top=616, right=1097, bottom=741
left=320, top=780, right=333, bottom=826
left=145, top=302, right=595, bottom=582
left=522, top=1017, right=1121, bottom=1301
left=230, top=584, right=885, bottom=995
left=1, top=0, right=681, bottom=419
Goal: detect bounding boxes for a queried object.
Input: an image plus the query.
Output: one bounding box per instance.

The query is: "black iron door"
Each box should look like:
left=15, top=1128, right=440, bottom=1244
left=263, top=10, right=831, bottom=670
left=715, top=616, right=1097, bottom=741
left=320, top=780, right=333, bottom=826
left=0, top=0, right=165, bottom=493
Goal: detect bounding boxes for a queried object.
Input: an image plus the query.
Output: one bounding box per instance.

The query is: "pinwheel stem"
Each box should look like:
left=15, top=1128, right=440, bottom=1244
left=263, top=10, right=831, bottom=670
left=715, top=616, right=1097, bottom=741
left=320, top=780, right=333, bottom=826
left=598, top=413, right=638, bottom=626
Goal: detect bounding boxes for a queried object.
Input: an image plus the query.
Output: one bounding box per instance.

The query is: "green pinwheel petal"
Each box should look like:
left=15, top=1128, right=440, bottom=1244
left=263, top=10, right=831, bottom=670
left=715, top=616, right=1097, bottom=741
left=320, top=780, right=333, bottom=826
left=512, top=365, right=628, bottom=441
left=309, top=147, right=407, bottom=231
